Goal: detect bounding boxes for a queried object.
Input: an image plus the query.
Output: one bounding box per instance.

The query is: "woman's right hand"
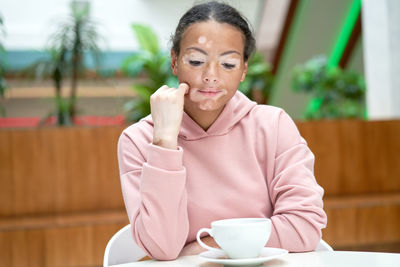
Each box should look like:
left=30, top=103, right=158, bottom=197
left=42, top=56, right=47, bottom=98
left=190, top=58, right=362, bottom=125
left=150, top=83, right=189, bottom=150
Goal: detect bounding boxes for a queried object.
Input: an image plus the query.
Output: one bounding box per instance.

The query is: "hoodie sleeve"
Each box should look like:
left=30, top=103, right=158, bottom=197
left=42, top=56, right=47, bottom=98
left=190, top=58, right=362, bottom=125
left=266, top=111, right=327, bottom=252
left=117, top=130, right=189, bottom=260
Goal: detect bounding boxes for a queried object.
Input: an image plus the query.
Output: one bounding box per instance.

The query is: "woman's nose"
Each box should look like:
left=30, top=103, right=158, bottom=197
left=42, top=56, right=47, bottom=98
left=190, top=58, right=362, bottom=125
left=203, top=63, right=219, bottom=84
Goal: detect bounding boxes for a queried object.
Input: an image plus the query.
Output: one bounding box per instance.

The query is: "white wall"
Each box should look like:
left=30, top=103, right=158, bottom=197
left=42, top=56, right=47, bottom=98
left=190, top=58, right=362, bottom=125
left=362, top=0, right=400, bottom=119
left=256, top=0, right=289, bottom=57
left=1, top=0, right=262, bottom=51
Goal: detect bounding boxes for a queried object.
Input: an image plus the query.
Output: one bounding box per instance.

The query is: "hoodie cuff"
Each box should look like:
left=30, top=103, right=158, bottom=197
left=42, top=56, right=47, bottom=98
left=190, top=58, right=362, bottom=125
left=147, top=143, right=184, bottom=171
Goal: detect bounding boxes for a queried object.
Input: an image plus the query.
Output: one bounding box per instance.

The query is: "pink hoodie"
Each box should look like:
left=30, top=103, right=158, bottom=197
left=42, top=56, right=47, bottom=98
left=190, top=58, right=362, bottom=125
left=118, top=91, right=327, bottom=260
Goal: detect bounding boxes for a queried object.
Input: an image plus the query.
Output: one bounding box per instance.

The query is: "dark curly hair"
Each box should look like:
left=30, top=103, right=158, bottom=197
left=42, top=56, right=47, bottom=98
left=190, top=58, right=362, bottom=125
left=171, top=1, right=256, bottom=61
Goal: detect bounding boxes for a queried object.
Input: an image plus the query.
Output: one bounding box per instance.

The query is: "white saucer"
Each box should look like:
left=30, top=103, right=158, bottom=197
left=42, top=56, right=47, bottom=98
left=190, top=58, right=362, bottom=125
left=199, top=247, right=288, bottom=266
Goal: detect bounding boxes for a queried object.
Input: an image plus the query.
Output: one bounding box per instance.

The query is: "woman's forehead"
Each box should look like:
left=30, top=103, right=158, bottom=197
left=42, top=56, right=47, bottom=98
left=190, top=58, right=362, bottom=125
left=180, top=21, right=245, bottom=52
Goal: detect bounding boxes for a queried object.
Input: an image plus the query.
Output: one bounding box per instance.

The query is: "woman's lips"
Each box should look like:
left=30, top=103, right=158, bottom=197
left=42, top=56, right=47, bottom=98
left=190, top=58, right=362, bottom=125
left=198, top=89, right=222, bottom=97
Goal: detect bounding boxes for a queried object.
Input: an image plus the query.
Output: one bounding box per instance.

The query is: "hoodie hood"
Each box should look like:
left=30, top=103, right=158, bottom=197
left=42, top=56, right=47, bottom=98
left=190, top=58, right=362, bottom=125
left=142, top=91, right=257, bottom=141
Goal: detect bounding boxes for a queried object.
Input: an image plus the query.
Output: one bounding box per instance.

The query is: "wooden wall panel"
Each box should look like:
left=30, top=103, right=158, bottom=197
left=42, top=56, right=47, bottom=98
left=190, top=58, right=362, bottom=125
left=296, top=120, right=344, bottom=194
left=364, top=121, right=400, bottom=192
left=297, top=120, right=400, bottom=195
left=94, top=127, right=129, bottom=210
left=11, top=130, right=57, bottom=215
left=0, top=131, right=13, bottom=215
left=0, top=126, right=126, bottom=217
left=0, top=221, right=128, bottom=267
left=61, top=128, right=103, bottom=212
left=323, top=194, right=400, bottom=247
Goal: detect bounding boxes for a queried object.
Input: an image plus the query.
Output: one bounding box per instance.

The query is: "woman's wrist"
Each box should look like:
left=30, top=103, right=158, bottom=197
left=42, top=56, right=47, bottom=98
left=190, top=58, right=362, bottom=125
left=153, top=135, right=178, bottom=150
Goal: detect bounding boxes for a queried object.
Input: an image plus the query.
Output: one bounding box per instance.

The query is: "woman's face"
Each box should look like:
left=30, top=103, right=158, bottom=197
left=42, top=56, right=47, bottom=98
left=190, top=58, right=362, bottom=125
left=171, top=20, right=247, bottom=113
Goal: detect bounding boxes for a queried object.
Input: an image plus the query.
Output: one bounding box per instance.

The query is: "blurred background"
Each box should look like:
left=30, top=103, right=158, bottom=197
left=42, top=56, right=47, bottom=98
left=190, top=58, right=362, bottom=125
left=0, top=0, right=399, bottom=266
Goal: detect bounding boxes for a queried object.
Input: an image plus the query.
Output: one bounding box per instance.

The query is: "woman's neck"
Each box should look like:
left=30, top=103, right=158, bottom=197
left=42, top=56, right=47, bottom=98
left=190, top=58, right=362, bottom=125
left=184, top=105, right=225, bottom=131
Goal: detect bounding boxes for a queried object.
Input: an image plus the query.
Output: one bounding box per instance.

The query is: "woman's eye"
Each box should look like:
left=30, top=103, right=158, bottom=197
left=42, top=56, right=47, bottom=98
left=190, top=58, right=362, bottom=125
left=222, top=63, right=236, bottom=69
left=189, top=60, right=203, bottom=66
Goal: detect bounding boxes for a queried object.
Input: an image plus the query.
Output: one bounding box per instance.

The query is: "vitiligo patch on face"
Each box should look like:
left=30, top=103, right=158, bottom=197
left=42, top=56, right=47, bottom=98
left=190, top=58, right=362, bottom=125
left=205, top=40, right=214, bottom=49
left=189, top=88, right=228, bottom=111
left=199, top=100, right=217, bottom=110
left=181, top=54, right=206, bottom=65
left=220, top=58, right=241, bottom=70
left=198, top=36, right=207, bottom=44
left=181, top=54, right=191, bottom=65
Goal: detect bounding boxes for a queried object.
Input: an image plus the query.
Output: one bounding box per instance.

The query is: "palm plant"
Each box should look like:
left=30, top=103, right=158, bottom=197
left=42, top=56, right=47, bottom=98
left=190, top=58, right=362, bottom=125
left=121, top=24, right=178, bottom=122
left=291, top=55, right=366, bottom=120
left=51, top=0, right=102, bottom=119
left=27, top=0, right=102, bottom=125
left=0, top=14, right=7, bottom=116
left=25, top=47, right=71, bottom=125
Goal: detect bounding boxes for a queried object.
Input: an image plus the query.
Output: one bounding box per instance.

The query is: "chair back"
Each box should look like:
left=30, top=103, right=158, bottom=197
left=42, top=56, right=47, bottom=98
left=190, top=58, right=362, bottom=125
left=315, top=239, right=334, bottom=251
left=103, top=224, right=147, bottom=267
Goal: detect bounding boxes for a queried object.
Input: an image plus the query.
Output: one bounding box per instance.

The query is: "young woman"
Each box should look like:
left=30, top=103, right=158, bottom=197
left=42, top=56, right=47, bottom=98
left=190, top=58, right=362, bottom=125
left=118, top=1, right=327, bottom=261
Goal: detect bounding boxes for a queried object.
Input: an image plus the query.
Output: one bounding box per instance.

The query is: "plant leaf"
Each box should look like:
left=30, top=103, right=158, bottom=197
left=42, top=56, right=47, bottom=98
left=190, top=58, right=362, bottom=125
left=132, top=84, right=153, bottom=99
left=132, top=24, right=159, bottom=55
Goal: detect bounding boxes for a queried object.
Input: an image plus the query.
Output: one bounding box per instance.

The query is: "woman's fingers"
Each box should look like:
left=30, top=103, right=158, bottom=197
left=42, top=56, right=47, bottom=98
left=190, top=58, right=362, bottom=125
left=153, top=83, right=189, bottom=97
left=177, top=83, right=189, bottom=95
left=152, top=85, right=169, bottom=96
left=150, top=83, right=188, bottom=150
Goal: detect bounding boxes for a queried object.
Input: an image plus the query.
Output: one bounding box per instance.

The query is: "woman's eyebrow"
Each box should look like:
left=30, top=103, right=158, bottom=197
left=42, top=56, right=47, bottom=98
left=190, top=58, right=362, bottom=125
left=186, top=47, right=207, bottom=55
left=185, top=47, right=241, bottom=56
left=220, top=50, right=241, bottom=56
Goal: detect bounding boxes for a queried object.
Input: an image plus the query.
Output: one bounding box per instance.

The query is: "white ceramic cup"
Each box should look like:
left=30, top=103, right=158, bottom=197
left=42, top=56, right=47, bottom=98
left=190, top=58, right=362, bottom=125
left=196, top=218, right=271, bottom=259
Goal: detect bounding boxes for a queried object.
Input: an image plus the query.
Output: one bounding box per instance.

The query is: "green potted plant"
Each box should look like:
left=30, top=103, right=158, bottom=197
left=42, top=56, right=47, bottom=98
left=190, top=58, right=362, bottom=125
left=26, top=0, right=102, bottom=125
left=291, top=55, right=366, bottom=120
left=121, top=24, right=178, bottom=122
left=238, top=51, right=274, bottom=104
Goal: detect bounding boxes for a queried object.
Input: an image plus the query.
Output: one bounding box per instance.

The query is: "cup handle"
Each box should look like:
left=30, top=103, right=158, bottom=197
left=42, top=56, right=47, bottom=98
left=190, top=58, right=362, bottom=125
left=196, top=228, right=222, bottom=253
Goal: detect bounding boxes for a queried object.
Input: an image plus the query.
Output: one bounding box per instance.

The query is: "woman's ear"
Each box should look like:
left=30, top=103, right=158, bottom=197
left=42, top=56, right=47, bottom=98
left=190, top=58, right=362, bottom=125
left=240, top=61, right=248, bottom=82
left=171, top=50, right=178, bottom=75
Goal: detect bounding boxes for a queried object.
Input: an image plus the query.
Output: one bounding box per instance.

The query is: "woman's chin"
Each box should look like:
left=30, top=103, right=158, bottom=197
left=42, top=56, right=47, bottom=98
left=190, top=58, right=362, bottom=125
left=198, top=100, right=221, bottom=111
left=184, top=97, right=225, bottom=113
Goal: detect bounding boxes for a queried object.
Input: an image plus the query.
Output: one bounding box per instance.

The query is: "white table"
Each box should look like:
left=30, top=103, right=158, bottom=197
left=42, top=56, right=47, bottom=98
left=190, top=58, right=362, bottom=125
left=112, top=251, right=400, bottom=267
